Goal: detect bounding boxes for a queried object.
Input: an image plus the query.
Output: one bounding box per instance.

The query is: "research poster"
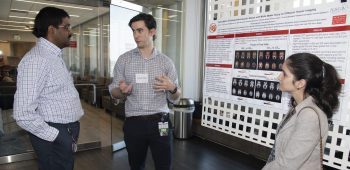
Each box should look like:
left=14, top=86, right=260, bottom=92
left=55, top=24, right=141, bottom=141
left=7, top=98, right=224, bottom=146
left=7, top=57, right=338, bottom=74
left=204, top=2, right=350, bottom=126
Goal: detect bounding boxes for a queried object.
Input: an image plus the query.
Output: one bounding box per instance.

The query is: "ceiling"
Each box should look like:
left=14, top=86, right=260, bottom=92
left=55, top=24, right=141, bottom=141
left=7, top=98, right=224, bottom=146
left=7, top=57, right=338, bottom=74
left=123, top=0, right=181, bottom=9
left=0, top=0, right=181, bottom=41
left=0, top=0, right=110, bottom=32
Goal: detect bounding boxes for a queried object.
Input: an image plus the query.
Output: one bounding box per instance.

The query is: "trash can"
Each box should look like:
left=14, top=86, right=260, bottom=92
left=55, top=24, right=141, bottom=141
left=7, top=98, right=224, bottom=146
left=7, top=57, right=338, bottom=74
left=173, top=98, right=195, bottom=139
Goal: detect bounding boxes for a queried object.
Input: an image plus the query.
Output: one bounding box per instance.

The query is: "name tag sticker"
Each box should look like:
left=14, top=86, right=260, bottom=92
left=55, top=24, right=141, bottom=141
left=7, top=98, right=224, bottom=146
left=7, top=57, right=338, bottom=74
left=136, top=74, right=148, bottom=83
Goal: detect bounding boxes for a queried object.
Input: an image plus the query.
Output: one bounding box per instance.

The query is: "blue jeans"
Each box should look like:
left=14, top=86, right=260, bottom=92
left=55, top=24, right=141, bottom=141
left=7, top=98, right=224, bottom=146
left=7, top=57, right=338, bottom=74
left=29, top=121, right=80, bottom=170
left=123, top=114, right=173, bottom=170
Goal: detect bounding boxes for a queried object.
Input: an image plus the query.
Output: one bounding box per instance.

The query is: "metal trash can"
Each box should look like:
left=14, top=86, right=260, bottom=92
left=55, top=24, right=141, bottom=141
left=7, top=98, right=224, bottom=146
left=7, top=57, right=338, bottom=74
left=173, top=98, right=195, bottom=139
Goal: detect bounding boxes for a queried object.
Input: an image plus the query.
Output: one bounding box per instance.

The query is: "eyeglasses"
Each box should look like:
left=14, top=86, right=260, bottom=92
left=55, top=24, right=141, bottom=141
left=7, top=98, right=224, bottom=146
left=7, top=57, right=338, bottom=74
left=58, top=24, right=72, bottom=31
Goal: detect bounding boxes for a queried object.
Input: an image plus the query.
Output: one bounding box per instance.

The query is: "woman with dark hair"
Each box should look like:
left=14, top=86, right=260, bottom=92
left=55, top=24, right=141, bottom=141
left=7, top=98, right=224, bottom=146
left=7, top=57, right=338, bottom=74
left=262, top=53, right=341, bottom=170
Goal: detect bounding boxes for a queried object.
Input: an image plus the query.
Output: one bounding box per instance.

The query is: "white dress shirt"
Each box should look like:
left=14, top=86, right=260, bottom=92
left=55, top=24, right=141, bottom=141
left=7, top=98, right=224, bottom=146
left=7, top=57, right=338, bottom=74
left=14, top=37, right=84, bottom=142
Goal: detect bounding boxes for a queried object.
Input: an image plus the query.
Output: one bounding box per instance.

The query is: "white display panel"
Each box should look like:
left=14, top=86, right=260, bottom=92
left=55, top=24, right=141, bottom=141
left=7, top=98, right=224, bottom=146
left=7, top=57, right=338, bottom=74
left=204, top=0, right=350, bottom=169
left=109, top=4, right=141, bottom=77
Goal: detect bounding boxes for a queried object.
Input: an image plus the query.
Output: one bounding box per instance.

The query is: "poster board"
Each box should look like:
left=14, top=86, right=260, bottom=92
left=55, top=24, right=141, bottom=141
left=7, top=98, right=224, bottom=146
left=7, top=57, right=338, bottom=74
left=202, top=0, right=350, bottom=169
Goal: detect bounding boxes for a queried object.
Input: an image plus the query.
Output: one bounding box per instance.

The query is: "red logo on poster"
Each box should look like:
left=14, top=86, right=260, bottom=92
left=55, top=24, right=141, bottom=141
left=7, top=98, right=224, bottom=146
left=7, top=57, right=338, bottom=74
left=69, top=41, right=77, bottom=48
left=209, top=23, right=217, bottom=33
left=332, top=15, right=346, bottom=25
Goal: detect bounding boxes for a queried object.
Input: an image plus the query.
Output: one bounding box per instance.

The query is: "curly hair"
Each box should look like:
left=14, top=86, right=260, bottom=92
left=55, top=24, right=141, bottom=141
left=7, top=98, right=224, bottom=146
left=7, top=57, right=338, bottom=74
left=286, top=53, right=341, bottom=118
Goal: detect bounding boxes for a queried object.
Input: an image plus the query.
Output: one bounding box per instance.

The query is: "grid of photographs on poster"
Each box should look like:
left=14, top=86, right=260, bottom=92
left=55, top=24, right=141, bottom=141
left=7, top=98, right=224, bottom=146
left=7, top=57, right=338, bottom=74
left=258, top=50, right=285, bottom=71
left=232, top=78, right=282, bottom=103
left=231, top=78, right=255, bottom=98
left=234, top=50, right=285, bottom=71
left=255, top=80, right=282, bottom=103
left=234, top=51, right=257, bottom=69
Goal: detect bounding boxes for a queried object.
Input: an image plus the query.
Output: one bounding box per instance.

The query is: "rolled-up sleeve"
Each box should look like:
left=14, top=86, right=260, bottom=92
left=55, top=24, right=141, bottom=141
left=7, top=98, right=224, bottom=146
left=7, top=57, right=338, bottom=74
left=166, top=60, right=180, bottom=103
left=108, top=62, right=118, bottom=95
left=108, top=57, right=126, bottom=96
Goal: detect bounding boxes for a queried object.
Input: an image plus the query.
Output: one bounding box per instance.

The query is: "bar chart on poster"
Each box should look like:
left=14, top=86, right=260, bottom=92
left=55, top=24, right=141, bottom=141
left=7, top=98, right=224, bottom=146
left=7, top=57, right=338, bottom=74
left=202, top=0, right=350, bottom=169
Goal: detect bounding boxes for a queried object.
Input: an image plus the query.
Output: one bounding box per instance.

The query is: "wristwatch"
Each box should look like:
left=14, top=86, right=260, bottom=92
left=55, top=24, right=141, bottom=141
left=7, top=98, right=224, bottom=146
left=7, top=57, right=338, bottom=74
left=169, top=86, right=177, bottom=94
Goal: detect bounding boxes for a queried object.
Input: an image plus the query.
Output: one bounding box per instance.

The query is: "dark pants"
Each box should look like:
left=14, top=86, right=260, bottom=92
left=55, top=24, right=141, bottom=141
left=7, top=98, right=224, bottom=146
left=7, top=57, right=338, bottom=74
left=29, top=121, right=80, bottom=170
left=123, top=114, right=172, bottom=170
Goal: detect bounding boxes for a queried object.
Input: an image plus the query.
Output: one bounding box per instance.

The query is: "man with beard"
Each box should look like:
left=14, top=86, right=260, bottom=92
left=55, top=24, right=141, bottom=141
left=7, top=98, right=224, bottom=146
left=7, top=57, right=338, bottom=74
left=13, top=7, right=84, bottom=170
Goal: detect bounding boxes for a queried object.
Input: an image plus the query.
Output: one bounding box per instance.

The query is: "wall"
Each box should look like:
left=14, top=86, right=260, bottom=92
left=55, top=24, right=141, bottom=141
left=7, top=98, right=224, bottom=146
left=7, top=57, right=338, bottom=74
left=0, top=42, right=11, bottom=56
left=12, top=42, right=35, bottom=58
left=181, top=0, right=205, bottom=101
left=0, top=30, right=35, bottom=43
left=0, top=31, right=36, bottom=66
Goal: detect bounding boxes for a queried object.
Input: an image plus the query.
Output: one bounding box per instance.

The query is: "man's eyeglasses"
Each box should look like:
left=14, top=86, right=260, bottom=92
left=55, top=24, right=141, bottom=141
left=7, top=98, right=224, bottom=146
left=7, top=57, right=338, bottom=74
left=58, top=24, right=72, bottom=31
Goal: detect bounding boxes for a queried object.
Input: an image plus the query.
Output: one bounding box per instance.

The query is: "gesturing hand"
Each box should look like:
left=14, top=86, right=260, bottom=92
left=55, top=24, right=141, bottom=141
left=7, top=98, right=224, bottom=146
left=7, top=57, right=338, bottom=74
left=119, top=80, right=132, bottom=95
left=153, top=75, right=176, bottom=92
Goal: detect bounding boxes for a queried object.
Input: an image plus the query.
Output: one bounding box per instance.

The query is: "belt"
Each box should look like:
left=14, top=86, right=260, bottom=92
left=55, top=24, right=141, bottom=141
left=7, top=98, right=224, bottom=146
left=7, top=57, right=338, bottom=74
left=126, top=112, right=168, bottom=121
left=47, top=121, right=79, bottom=127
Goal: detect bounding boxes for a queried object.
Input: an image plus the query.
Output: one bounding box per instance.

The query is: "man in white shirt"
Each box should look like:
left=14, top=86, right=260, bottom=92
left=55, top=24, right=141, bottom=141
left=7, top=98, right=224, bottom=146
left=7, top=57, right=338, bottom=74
left=13, top=7, right=84, bottom=170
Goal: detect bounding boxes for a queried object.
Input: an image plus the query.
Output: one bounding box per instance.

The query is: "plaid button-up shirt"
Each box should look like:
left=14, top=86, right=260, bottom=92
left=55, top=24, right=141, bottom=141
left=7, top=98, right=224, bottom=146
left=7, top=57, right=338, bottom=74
left=109, top=48, right=180, bottom=117
left=14, top=38, right=84, bottom=142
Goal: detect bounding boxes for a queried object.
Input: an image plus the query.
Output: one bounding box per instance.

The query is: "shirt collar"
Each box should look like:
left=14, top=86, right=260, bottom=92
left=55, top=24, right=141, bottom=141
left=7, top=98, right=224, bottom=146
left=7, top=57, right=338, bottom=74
left=295, top=96, right=314, bottom=113
left=133, top=47, right=159, bottom=60
left=37, top=37, right=63, bottom=58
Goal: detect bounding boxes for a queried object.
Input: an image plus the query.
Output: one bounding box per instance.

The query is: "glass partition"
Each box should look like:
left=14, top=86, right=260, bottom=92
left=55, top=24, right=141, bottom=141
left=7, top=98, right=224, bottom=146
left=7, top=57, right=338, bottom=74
left=152, top=3, right=183, bottom=77
left=0, top=2, right=110, bottom=164
left=102, top=14, right=110, bottom=78
left=82, top=18, right=100, bottom=81
left=0, top=43, right=34, bottom=162
left=0, top=0, right=184, bottom=164
left=109, top=4, right=140, bottom=150
left=63, top=26, right=81, bottom=81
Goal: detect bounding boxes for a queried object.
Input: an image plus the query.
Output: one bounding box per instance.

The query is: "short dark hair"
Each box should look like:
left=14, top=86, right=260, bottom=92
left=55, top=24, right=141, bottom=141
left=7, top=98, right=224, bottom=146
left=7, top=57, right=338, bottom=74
left=287, top=53, right=341, bottom=118
left=128, top=13, right=157, bottom=40
left=32, top=7, right=70, bottom=38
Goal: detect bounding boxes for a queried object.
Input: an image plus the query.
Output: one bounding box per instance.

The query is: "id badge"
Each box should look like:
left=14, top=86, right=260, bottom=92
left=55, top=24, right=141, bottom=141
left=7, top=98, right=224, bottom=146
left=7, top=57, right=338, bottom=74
left=72, top=142, right=78, bottom=152
left=158, top=122, right=169, bottom=136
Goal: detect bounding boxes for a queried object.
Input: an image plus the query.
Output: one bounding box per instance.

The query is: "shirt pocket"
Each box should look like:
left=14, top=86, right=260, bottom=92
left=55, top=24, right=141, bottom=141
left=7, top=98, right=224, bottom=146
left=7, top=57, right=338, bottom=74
left=47, top=63, right=72, bottom=89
